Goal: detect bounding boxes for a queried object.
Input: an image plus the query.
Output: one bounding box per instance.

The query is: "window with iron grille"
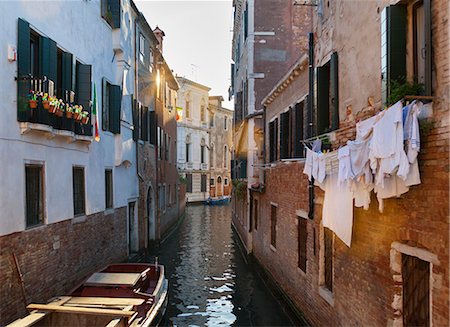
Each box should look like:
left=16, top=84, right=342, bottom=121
left=105, top=169, right=113, bottom=209
left=270, top=205, right=277, bottom=248
left=298, top=218, right=307, bottom=272
left=73, top=167, right=85, bottom=216
left=324, top=227, right=333, bottom=292
left=25, top=165, right=44, bottom=228
left=402, top=254, right=430, bottom=326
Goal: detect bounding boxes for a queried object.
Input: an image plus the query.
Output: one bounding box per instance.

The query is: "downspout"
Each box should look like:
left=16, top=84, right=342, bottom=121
left=135, top=18, right=144, bottom=182
left=262, top=105, right=267, bottom=188
left=308, top=32, right=315, bottom=220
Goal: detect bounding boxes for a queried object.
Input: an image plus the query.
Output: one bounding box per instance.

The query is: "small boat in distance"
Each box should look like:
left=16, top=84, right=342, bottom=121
left=204, top=196, right=231, bottom=205
left=7, top=263, right=168, bottom=327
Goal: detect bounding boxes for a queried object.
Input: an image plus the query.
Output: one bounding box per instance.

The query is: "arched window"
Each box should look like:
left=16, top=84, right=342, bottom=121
left=210, top=144, right=215, bottom=168
left=200, top=138, right=206, bottom=164
left=224, top=116, right=228, bottom=130
left=217, top=176, right=222, bottom=184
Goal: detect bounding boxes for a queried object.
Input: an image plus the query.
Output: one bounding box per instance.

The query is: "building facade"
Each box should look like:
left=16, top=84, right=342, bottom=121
left=230, top=0, right=313, bottom=252
left=234, top=0, right=449, bottom=326
left=0, top=1, right=184, bottom=324
left=176, top=77, right=211, bottom=203
left=208, top=96, right=233, bottom=198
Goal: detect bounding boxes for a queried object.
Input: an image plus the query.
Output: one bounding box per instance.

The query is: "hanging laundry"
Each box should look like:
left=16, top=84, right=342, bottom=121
left=322, top=174, right=354, bottom=247
left=303, top=147, right=315, bottom=181
left=338, top=146, right=352, bottom=186
left=403, top=101, right=422, bottom=187
left=356, top=114, right=378, bottom=139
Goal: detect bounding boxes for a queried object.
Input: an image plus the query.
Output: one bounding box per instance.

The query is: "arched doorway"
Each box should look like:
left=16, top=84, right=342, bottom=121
left=147, top=185, right=156, bottom=241
left=217, top=176, right=223, bottom=197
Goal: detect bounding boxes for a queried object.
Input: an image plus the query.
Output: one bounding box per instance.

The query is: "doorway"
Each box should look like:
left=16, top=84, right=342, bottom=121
left=217, top=176, right=223, bottom=197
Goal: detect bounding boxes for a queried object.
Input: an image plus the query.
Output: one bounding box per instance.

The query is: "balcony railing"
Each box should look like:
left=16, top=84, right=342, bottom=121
left=18, top=76, right=92, bottom=138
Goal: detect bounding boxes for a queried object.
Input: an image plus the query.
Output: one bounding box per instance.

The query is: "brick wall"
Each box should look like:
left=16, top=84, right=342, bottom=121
left=0, top=208, right=127, bottom=325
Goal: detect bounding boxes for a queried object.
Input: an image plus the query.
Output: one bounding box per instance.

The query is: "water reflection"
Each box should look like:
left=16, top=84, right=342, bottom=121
left=143, top=205, right=300, bottom=326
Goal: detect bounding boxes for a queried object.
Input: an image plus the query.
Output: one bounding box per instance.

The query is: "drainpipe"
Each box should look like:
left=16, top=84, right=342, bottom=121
left=262, top=105, right=267, bottom=188
left=308, top=32, right=315, bottom=220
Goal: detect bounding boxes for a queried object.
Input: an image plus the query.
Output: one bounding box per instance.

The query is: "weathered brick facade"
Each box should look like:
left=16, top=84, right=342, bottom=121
left=234, top=0, right=449, bottom=325
left=0, top=209, right=127, bottom=325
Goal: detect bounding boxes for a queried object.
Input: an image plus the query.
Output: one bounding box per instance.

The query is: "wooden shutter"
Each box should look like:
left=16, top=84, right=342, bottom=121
left=109, top=84, right=122, bottom=134
left=17, top=18, right=31, bottom=121
left=239, top=159, right=247, bottom=179
left=102, top=78, right=108, bottom=131
left=330, top=52, right=339, bottom=131
left=61, top=52, right=73, bottom=102
left=132, top=99, right=139, bottom=141
left=271, top=205, right=277, bottom=247
left=317, top=65, right=330, bottom=135
left=149, top=111, right=156, bottom=145
left=38, top=36, right=57, bottom=126
left=280, top=111, right=291, bottom=159
left=274, top=118, right=278, bottom=161
left=388, top=5, right=407, bottom=84
left=142, top=106, right=149, bottom=141
left=77, top=64, right=92, bottom=135
left=423, top=0, right=431, bottom=96
left=294, top=102, right=304, bottom=158
left=244, top=2, right=248, bottom=39
left=108, top=0, right=121, bottom=29
left=269, top=121, right=275, bottom=162
left=235, top=91, right=243, bottom=124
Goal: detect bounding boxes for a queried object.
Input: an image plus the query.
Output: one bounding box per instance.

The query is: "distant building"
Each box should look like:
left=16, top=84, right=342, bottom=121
left=176, top=77, right=211, bottom=203
left=208, top=96, right=233, bottom=198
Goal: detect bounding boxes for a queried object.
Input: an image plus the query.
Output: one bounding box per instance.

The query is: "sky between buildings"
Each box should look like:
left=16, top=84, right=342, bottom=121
left=136, top=0, right=234, bottom=110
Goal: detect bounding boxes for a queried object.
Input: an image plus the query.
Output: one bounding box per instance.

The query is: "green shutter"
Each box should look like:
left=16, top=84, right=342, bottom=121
left=316, top=65, right=329, bottom=135
left=17, top=18, right=30, bottom=121
left=102, top=78, right=108, bottom=131
left=388, top=5, right=406, bottom=84
left=76, top=64, right=92, bottom=136
left=143, top=106, right=149, bottom=141
left=274, top=118, right=278, bottom=160
left=109, top=84, right=122, bottom=134
left=149, top=111, right=156, bottom=145
left=132, top=98, right=139, bottom=141
left=330, top=52, right=339, bottom=131
left=424, top=0, right=431, bottom=95
left=108, top=0, right=121, bottom=29
left=294, top=102, right=304, bottom=158
left=61, top=52, right=73, bottom=102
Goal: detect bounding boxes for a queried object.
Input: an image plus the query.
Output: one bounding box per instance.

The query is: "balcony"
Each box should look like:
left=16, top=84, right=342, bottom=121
left=18, top=77, right=93, bottom=141
left=201, top=163, right=208, bottom=170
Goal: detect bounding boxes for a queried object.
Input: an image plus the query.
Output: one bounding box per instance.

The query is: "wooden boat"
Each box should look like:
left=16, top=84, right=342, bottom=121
left=204, top=196, right=231, bottom=205
left=7, top=263, right=168, bottom=327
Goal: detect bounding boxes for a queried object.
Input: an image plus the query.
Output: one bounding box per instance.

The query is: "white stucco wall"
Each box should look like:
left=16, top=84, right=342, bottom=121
left=0, top=0, right=138, bottom=236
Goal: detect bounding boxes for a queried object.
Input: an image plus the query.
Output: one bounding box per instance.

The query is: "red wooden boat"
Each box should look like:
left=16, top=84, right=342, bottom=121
left=8, top=263, right=168, bottom=327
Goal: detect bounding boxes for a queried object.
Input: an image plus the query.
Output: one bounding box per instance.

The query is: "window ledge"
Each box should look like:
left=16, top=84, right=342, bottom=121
left=270, top=244, right=277, bottom=252
left=104, top=208, right=115, bottom=216
left=72, top=215, right=87, bottom=224
left=20, top=122, right=93, bottom=144
left=318, top=286, right=334, bottom=306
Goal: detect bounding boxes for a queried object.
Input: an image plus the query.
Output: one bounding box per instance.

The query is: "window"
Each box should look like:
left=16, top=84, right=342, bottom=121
left=224, top=116, right=228, bottom=130
left=210, top=145, right=214, bottom=168
left=293, top=101, right=305, bottom=158
left=186, top=174, right=193, bottom=193
left=139, top=33, right=145, bottom=62
left=280, top=110, right=291, bottom=159
left=269, top=118, right=278, bottom=162
left=316, top=52, right=339, bottom=135
left=223, top=145, right=228, bottom=168
left=201, top=174, right=207, bottom=192
left=159, top=185, right=166, bottom=211
left=402, top=254, right=430, bottom=326
left=185, top=100, right=190, bottom=118
left=323, top=227, right=333, bottom=291
left=254, top=199, right=258, bottom=230
left=298, top=217, right=307, bottom=272
left=201, top=145, right=206, bottom=164
left=200, top=105, right=206, bottom=122
left=224, top=178, right=229, bottom=186
left=30, top=31, right=40, bottom=78
left=270, top=205, right=277, bottom=248
left=186, top=142, right=190, bottom=162
left=105, top=169, right=113, bottom=209
left=73, top=167, right=86, bottom=216
left=101, top=0, right=121, bottom=29
left=165, top=133, right=169, bottom=161
left=210, top=178, right=215, bottom=186
left=102, top=79, right=122, bottom=134
left=210, top=113, right=214, bottom=127
left=25, top=165, right=44, bottom=227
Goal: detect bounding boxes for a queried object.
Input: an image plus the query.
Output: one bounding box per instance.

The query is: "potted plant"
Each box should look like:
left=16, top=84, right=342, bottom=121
left=81, top=111, right=89, bottom=125
left=48, top=97, right=58, bottom=114
left=28, top=90, right=37, bottom=109
left=42, top=93, right=50, bottom=110
left=66, top=105, right=74, bottom=118
left=73, top=105, right=82, bottom=120
left=55, top=99, right=64, bottom=117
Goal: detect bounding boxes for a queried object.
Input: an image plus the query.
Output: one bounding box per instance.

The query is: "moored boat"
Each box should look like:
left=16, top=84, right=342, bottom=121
left=7, top=263, right=168, bottom=327
left=204, top=196, right=231, bottom=205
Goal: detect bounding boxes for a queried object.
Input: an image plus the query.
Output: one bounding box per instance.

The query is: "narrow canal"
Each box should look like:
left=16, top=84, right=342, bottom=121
left=141, top=204, right=304, bottom=326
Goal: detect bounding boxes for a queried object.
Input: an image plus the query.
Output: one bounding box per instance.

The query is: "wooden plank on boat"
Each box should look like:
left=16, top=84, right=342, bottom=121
left=67, top=297, right=145, bottom=306
left=105, top=318, right=126, bottom=327
left=47, top=296, right=72, bottom=306
left=26, top=304, right=136, bottom=317
left=6, top=312, right=47, bottom=327
left=84, top=273, right=141, bottom=287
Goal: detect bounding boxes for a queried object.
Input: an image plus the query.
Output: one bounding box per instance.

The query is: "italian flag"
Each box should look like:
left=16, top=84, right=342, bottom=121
left=93, top=83, right=100, bottom=142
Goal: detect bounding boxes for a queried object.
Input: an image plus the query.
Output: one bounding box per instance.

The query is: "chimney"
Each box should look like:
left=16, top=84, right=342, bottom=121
left=153, top=26, right=165, bottom=54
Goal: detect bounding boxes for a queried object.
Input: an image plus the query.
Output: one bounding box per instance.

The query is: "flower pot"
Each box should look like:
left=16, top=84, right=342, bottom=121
left=42, top=100, right=50, bottom=110
left=49, top=105, right=57, bottom=114
left=66, top=111, right=73, bottom=119
left=55, top=109, right=64, bottom=118
left=81, top=116, right=89, bottom=125
left=73, top=113, right=81, bottom=120
left=29, top=100, right=38, bottom=109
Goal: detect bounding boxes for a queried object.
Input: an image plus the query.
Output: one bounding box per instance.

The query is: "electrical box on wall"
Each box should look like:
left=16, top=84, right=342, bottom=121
left=8, top=45, right=16, bottom=62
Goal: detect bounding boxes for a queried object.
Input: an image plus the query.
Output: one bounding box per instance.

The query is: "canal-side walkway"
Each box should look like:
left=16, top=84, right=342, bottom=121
left=138, top=204, right=308, bottom=326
